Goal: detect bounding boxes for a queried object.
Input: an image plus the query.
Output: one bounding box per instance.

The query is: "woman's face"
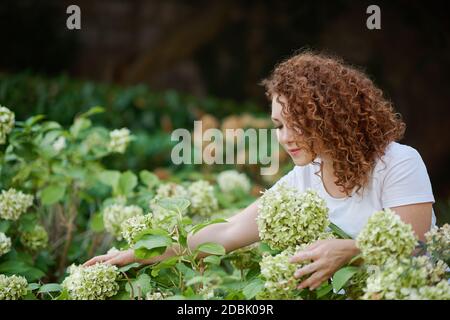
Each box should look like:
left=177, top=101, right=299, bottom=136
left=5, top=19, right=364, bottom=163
left=271, top=94, right=315, bottom=166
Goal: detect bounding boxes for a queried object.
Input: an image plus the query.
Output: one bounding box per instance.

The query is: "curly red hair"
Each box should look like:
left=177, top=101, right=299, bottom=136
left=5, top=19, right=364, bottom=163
left=261, top=51, right=406, bottom=196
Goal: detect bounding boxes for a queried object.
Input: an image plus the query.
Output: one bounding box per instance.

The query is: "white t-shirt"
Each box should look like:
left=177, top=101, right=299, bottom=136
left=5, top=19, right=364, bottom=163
left=271, top=142, right=436, bottom=238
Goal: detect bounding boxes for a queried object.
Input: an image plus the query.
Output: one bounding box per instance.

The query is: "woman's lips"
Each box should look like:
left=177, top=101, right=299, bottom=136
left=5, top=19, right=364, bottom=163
left=288, top=148, right=301, bottom=156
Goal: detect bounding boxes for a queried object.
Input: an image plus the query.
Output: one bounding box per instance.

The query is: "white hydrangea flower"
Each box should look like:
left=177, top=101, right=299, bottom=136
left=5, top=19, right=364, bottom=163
left=52, top=136, right=66, bottom=152
left=0, top=274, right=28, bottom=300
left=257, top=183, right=330, bottom=250
left=121, top=214, right=153, bottom=246
left=0, top=106, right=15, bottom=145
left=259, top=247, right=303, bottom=300
left=408, top=280, right=450, bottom=300
left=145, top=290, right=173, bottom=300
left=425, top=224, right=450, bottom=261
left=108, top=128, right=131, bottom=153
left=20, top=225, right=48, bottom=251
left=363, top=256, right=448, bottom=300
left=0, top=232, right=12, bottom=257
left=0, top=188, right=34, bottom=221
left=103, top=204, right=144, bottom=240
left=153, top=183, right=189, bottom=200
left=356, top=208, right=417, bottom=266
left=62, top=263, right=120, bottom=300
left=187, top=180, right=218, bottom=217
left=217, top=170, right=251, bottom=194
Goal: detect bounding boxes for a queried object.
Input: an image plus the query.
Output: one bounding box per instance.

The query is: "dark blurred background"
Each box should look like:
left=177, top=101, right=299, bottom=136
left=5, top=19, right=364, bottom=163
left=0, top=0, right=449, bottom=221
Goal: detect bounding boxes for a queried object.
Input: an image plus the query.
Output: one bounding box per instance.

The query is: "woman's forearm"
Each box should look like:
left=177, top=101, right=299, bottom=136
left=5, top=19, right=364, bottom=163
left=139, top=200, right=261, bottom=265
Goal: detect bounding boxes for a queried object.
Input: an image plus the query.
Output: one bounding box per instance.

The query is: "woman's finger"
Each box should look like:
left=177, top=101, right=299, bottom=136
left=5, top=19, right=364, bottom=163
left=289, top=249, right=319, bottom=264
left=294, top=261, right=321, bottom=279
left=297, top=271, right=326, bottom=290
left=83, top=252, right=118, bottom=267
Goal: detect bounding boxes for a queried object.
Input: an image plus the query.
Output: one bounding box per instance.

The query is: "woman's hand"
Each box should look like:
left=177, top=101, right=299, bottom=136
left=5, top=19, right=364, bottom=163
left=83, top=249, right=136, bottom=267
left=289, top=239, right=360, bottom=290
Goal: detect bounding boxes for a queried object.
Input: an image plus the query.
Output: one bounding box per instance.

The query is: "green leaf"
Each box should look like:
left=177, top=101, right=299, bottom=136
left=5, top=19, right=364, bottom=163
left=133, top=234, right=172, bottom=260
left=203, top=255, right=221, bottom=265
left=70, top=118, right=92, bottom=138
left=27, top=283, right=41, bottom=291
left=89, top=212, right=104, bottom=232
left=0, top=220, right=11, bottom=233
left=118, top=262, right=141, bottom=273
left=125, top=273, right=152, bottom=298
left=316, top=283, right=333, bottom=298
left=97, top=170, right=121, bottom=191
left=38, top=283, right=62, bottom=294
left=118, top=171, right=138, bottom=195
left=54, top=289, right=69, bottom=300
left=332, top=266, right=359, bottom=292
left=190, top=218, right=227, bottom=234
left=243, top=278, right=264, bottom=299
left=139, top=170, right=159, bottom=189
left=196, top=242, right=225, bottom=256
left=78, top=106, right=105, bottom=119
left=41, top=185, right=66, bottom=205
left=153, top=197, right=190, bottom=214
left=329, top=222, right=352, bottom=239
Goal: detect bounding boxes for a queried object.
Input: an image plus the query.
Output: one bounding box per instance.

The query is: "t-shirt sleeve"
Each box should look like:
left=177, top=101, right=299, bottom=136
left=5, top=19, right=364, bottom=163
left=380, top=146, right=435, bottom=208
left=269, top=166, right=299, bottom=190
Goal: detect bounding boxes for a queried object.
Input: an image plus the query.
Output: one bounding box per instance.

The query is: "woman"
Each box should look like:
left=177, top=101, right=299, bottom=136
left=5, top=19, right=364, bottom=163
left=84, top=51, right=435, bottom=291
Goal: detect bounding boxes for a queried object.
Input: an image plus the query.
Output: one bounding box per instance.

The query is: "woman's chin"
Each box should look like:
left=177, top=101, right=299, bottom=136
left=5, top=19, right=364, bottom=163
left=291, top=156, right=312, bottom=166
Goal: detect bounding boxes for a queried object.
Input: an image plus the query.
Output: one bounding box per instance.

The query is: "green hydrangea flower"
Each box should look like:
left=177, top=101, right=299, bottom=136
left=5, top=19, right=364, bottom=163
left=217, top=170, right=251, bottom=194
left=257, top=183, right=330, bottom=250
left=0, top=232, right=12, bottom=257
left=408, top=280, right=450, bottom=300
left=0, top=105, right=15, bottom=144
left=187, top=180, right=218, bottom=217
left=108, top=128, right=131, bottom=153
left=356, top=208, right=417, bottom=266
left=0, top=188, right=34, bottom=221
left=259, top=247, right=304, bottom=299
left=103, top=204, right=144, bottom=240
left=62, top=263, right=120, bottom=300
left=425, top=224, right=450, bottom=261
left=363, top=256, right=448, bottom=300
left=0, top=274, right=28, bottom=300
left=20, top=225, right=48, bottom=251
left=121, top=214, right=153, bottom=246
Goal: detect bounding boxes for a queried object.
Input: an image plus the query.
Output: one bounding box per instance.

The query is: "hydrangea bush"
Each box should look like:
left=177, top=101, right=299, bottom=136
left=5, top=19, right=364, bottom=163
left=0, top=105, right=15, bottom=144
left=0, top=274, right=28, bottom=300
left=103, top=204, right=144, bottom=240
left=217, top=170, right=251, bottom=194
left=0, top=188, right=34, bottom=221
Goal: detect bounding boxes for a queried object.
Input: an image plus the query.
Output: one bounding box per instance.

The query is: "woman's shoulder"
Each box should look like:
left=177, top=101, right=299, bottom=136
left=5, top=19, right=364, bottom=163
left=374, top=141, right=426, bottom=176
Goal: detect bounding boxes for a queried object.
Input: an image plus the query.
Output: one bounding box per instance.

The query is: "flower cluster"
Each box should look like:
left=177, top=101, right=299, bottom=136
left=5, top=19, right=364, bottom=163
left=408, top=280, right=450, bottom=300
left=0, top=188, right=34, bottom=221
left=61, top=263, right=120, bottom=300
left=217, top=170, right=251, bottom=194
left=0, top=232, right=12, bottom=257
left=356, top=209, right=417, bottom=266
left=103, top=204, right=144, bottom=239
left=121, top=214, right=153, bottom=246
left=187, top=180, right=218, bottom=217
left=363, top=256, right=449, bottom=300
left=20, top=225, right=49, bottom=251
left=145, top=290, right=173, bottom=300
left=108, top=128, right=131, bottom=154
left=259, top=247, right=303, bottom=299
left=0, top=105, right=15, bottom=144
left=154, top=183, right=188, bottom=200
left=425, top=224, right=450, bottom=261
left=52, top=136, right=66, bottom=152
left=0, top=274, right=28, bottom=300
left=257, top=183, right=330, bottom=250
